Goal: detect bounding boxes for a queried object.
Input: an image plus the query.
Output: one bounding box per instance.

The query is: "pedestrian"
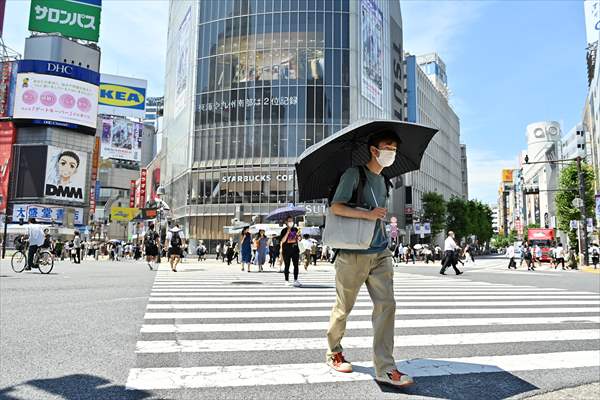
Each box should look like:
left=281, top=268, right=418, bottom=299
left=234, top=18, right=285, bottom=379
left=310, top=239, right=318, bottom=266
left=226, top=242, right=235, bottom=265
left=518, top=242, right=525, bottom=268
left=554, top=242, right=566, bottom=270
left=567, top=248, right=578, bottom=270
left=300, top=234, right=313, bottom=271
left=165, top=224, right=185, bottom=272
left=506, top=244, right=517, bottom=269
left=269, top=235, right=280, bottom=268
left=25, top=218, right=45, bottom=270
left=197, top=241, right=207, bottom=261
left=143, top=222, right=160, bottom=271
left=325, top=131, right=413, bottom=387
left=240, top=227, right=252, bottom=272
left=216, top=242, right=221, bottom=261
left=534, top=245, right=543, bottom=268
left=523, top=242, right=534, bottom=271
left=279, top=216, right=301, bottom=286
left=72, top=231, right=82, bottom=264
left=463, top=243, right=475, bottom=264
left=254, top=229, right=269, bottom=272
left=591, top=243, right=599, bottom=269
left=440, top=231, right=462, bottom=275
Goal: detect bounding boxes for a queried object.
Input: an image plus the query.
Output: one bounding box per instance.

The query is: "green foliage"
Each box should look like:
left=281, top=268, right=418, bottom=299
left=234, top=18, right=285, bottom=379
left=422, top=192, right=447, bottom=240
left=492, top=230, right=517, bottom=249
left=446, top=196, right=494, bottom=243
left=555, top=161, right=595, bottom=249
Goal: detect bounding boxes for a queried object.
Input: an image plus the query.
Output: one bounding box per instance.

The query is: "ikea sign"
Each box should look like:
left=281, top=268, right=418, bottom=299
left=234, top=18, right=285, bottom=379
left=98, top=73, right=147, bottom=119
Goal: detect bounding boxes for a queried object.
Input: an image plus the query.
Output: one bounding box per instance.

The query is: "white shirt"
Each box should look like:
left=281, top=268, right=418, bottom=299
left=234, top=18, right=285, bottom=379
left=506, top=246, right=515, bottom=258
left=27, top=224, right=45, bottom=246
left=555, top=246, right=564, bottom=258
left=166, top=229, right=186, bottom=248
left=444, top=236, right=459, bottom=251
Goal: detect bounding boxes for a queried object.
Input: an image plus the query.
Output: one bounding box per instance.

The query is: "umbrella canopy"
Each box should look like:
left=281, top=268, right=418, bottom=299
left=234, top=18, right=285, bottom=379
left=413, top=244, right=423, bottom=250
left=265, top=205, right=306, bottom=222
left=295, top=119, right=438, bottom=202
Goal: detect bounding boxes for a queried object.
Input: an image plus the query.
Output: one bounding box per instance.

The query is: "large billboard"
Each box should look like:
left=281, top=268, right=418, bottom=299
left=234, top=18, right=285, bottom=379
left=101, top=117, right=142, bottom=161
left=585, top=0, right=600, bottom=46
left=12, top=204, right=84, bottom=225
left=360, top=0, right=384, bottom=110
left=98, top=73, right=147, bottom=119
left=13, top=72, right=99, bottom=129
left=28, top=0, right=102, bottom=42
left=502, top=169, right=514, bottom=183
left=174, top=7, right=191, bottom=118
left=0, top=121, right=16, bottom=213
left=44, top=145, right=88, bottom=204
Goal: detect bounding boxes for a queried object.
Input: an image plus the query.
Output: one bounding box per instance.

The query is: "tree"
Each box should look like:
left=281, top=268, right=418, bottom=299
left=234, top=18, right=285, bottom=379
left=422, top=192, right=447, bottom=242
left=555, top=161, right=595, bottom=249
left=446, top=196, right=468, bottom=240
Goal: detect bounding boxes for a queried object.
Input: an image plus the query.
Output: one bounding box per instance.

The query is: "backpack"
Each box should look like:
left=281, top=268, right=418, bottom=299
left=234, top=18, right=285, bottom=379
left=171, top=231, right=182, bottom=248
left=524, top=248, right=532, bottom=260
left=593, top=247, right=599, bottom=257
left=327, top=166, right=392, bottom=207
left=145, top=231, right=157, bottom=246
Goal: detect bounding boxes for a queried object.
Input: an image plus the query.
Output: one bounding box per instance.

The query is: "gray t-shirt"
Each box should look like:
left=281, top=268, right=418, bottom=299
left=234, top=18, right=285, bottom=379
left=332, top=166, right=389, bottom=253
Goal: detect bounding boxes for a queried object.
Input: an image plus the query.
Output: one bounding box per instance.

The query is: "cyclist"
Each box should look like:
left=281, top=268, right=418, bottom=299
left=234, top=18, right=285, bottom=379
left=26, top=218, right=45, bottom=270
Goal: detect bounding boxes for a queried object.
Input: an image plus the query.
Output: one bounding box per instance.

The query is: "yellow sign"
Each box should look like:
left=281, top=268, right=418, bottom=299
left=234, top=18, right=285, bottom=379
left=502, top=169, right=514, bottom=183
left=110, top=207, right=139, bottom=222
left=99, top=84, right=145, bottom=108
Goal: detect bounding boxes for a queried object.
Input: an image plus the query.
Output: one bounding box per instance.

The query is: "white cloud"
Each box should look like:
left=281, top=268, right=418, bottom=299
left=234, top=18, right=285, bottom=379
left=401, top=0, right=489, bottom=61
left=3, top=0, right=170, bottom=96
left=466, top=148, right=518, bottom=205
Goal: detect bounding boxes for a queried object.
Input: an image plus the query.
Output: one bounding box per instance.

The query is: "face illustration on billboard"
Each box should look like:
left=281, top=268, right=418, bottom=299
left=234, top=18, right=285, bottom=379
left=45, top=146, right=87, bottom=203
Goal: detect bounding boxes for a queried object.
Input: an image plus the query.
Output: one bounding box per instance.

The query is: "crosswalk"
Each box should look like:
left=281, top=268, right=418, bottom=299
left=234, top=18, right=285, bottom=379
left=126, top=263, right=600, bottom=396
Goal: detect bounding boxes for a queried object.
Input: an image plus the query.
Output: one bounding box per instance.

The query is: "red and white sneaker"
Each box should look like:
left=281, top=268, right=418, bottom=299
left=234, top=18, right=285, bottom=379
left=376, top=369, right=414, bottom=387
left=326, top=352, right=353, bottom=373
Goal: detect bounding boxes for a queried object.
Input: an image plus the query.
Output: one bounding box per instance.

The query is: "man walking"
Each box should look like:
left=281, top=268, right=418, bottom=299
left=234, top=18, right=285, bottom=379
left=25, top=218, right=45, bottom=270
left=440, top=231, right=462, bottom=275
left=506, top=244, right=517, bottom=269
left=165, top=224, right=185, bottom=272
left=73, top=231, right=82, bottom=264
left=325, top=131, right=413, bottom=388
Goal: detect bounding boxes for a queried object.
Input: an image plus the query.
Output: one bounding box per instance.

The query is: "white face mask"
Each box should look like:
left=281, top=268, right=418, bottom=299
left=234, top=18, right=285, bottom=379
left=287, top=222, right=294, bottom=228
left=376, top=149, right=396, bottom=168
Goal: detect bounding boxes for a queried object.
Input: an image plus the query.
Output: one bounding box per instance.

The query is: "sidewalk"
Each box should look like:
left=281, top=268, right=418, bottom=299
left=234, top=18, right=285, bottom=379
left=524, top=382, right=599, bottom=399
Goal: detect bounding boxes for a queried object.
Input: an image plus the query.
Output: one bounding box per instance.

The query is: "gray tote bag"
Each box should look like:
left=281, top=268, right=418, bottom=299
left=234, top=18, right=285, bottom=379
left=322, top=207, right=376, bottom=250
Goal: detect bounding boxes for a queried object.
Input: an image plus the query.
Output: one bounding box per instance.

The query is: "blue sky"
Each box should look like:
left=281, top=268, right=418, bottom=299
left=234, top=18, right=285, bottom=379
left=3, top=0, right=589, bottom=205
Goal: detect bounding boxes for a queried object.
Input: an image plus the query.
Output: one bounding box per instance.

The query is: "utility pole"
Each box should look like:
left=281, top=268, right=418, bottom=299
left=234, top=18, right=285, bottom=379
left=576, top=157, right=589, bottom=266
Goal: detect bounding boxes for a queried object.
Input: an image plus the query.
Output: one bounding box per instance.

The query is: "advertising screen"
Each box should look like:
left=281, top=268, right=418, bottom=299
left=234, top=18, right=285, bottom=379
left=100, top=118, right=142, bottom=161
left=0, top=121, right=16, bottom=213
left=360, top=0, right=383, bottom=110
left=28, top=0, right=102, bottom=42
left=13, top=72, right=99, bottom=129
left=0, top=61, right=17, bottom=118
left=98, top=73, right=147, bottom=119
left=44, top=145, right=88, bottom=204
left=175, top=7, right=191, bottom=118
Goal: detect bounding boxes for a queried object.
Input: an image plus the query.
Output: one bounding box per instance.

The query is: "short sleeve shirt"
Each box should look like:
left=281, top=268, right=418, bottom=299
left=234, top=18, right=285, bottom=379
left=331, top=166, right=389, bottom=253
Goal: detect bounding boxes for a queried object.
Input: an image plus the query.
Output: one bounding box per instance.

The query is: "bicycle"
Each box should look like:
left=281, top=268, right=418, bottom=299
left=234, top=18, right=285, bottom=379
left=11, top=242, right=54, bottom=274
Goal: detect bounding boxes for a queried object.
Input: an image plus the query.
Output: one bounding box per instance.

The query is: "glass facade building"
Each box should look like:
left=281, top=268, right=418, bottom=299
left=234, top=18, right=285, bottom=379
left=162, top=0, right=405, bottom=244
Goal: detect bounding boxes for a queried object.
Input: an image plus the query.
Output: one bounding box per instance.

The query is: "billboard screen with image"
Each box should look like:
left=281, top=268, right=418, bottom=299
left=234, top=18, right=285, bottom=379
left=360, top=0, right=384, bottom=110
left=101, top=117, right=142, bottom=161
left=44, top=145, right=88, bottom=204
left=13, top=72, right=99, bottom=128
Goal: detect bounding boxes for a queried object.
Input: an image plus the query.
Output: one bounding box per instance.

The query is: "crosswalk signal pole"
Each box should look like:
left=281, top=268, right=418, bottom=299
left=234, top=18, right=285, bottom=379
left=576, top=157, right=589, bottom=267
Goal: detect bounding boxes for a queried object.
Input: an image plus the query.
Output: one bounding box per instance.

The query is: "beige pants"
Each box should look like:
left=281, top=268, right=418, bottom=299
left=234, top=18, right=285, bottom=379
left=326, top=249, right=396, bottom=377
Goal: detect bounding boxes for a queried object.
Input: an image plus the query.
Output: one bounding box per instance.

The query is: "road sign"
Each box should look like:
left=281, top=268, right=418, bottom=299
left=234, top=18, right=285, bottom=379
left=570, top=220, right=578, bottom=230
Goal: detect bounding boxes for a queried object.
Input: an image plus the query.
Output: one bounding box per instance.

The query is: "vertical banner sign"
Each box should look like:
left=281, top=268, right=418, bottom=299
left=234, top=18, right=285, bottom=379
left=0, top=61, right=17, bottom=118
left=89, top=137, right=100, bottom=215
left=584, top=0, right=600, bottom=46
left=0, top=121, right=16, bottom=214
left=595, top=194, right=600, bottom=226
left=360, top=0, right=384, bottom=110
left=129, top=180, right=136, bottom=208
left=28, top=0, right=102, bottom=42
left=139, top=168, right=147, bottom=208
left=174, top=7, right=191, bottom=118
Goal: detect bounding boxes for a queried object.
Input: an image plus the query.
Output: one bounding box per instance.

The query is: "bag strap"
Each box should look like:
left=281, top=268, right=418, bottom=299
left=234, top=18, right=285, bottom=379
left=348, top=165, right=367, bottom=208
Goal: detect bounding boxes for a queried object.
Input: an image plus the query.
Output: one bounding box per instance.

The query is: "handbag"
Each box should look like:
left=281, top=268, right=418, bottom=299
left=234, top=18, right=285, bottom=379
left=322, top=207, right=376, bottom=250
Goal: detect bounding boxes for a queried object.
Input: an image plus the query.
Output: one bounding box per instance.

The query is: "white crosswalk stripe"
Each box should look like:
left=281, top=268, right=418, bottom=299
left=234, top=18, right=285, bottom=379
left=126, top=264, right=600, bottom=394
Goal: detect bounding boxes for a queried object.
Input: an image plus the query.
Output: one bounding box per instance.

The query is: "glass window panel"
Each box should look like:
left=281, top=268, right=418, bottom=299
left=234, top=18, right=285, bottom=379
left=325, top=12, right=333, bottom=48
left=209, top=0, right=218, bottom=20
left=298, top=12, right=307, bottom=47
left=254, top=125, right=262, bottom=158
left=324, top=85, right=333, bottom=125
left=295, top=124, right=304, bottom=157
left=279, top=124, right=289, bottom=158
left=257, top=0, right=265, bottom=13
left=231, top=18, right=240, bottom=54
left=307, top=0, right=316, bottom=10
left=287, top=85, right=298, bottom=123
left=225, top=0, right=235, bottom=17
left=324, top=48, right=332, bottom=85
left=315, top=124, right=324, bottom=145
left=280, top=12, right=290, bottom=47
left=316, top=12, right=324, bottom=47
left=263, top=12, right=273, bottom=49
left=333, top=86, right=341, bottom=125
left=334, top=0, right=343, bottom=12
left=210, top=22, right=218, bottom=56
left=265, top=0, right=274, bottom=13
left=307, top=11, right=316, bottom=48
left=217, top=20, right=226, bottom=54
left=341, top=13, right=349, bottom=48
left=341, top=87, right=349, bottom=125
left=304, top=124, right=314, bottom=150
left=272, top=12, right=281, bottom=49
left=215, top=130, right=223, bottom=160
left=262, top=125, right=270, bottom=158
left=325, top=0, right=333, bottom=11
left=333, top=12, right=341, bottom=48
left=315, top=0, right=324, bottom=11
left=297, top=85, right=306, bottom=123
left=315, top=85, right=324, bottom=124
left=236, top=126, right=245, bottom=159
left=281, top=0, right=290, bottom=12
left=256, top=14, right=265, bottom=50
left=341, top=49, right=349, bottom=86
left=342, top=0, right=349, bottom=12
left=274, top=0, right=282, bottom=12
left=271, top=125, right=280, bottom=157
left=333, top=49, right=341, bottom=85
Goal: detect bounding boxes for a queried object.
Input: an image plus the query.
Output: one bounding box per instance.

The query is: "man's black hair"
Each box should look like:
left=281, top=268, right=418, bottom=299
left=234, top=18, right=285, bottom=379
left=28, top=218, right=36, bottom=224
left=58, top=151, right=80, bottom=167
left=367, top=131, right=400, bottom=149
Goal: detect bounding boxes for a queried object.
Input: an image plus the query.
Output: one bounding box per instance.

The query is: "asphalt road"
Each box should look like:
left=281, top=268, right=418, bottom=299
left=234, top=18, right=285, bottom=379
left=0, top=255, right=599, bottom=400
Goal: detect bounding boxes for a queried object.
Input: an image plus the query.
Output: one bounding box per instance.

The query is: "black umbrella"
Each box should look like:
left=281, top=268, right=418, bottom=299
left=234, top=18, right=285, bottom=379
left=295, top=119, right=438, bottom=202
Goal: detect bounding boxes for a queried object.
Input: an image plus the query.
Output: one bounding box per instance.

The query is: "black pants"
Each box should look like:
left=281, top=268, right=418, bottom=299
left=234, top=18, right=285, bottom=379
left=74, top=248, right=81, bottom=264
left=28, top=245, right=39, bottom=269
left=555, top=257, right=565, bottom=269
left=507, top=257, right=516, bottom=269
left=282, top=245, right=299, bottom=281
left=440, top=250, right=461, bottom=274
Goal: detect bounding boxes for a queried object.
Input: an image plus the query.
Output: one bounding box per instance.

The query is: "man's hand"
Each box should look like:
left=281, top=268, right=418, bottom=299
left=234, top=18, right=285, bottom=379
left=365, top=207, right=387, bottom=221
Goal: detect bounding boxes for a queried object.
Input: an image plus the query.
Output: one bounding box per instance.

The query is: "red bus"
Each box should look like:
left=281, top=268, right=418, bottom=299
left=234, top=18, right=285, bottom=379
left=528, top=228, right=555, bottom=262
